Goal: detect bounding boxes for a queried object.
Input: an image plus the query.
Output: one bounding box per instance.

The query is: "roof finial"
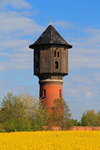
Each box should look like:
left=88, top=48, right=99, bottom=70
left=50, top=17, right=52, bottom=25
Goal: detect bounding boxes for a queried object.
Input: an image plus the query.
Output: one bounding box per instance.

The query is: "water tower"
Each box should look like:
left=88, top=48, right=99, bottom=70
left=29, top=24, right=72, bottom=109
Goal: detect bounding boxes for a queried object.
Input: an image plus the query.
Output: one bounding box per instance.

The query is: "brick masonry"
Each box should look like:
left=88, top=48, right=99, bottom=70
left=70, top=126, right=100, bottom=131
left=39, top=80, right=63, bottom=107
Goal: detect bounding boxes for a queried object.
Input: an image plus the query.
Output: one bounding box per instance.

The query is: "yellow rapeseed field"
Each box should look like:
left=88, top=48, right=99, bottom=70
left=0, top=131, right=100, bottom=150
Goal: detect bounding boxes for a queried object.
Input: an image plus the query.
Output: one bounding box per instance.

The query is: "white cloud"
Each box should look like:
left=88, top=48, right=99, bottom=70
left=63, top=73, right=99, bottom=99
left=0, top=39, right=33, bottom=71
left=69, top=27, right=100, bottom=71
left=0, top=62, right=8, bottom=71
left=93, top=73, right=100, bottom=82
left=9, top=51, right=32, bottom=70
left=69, top=49, right=100, bottom=71
left=54, top=20, right=73, bottom=29
left=0, top=48, right=32, bottom=71
left=0, top=39, right=30, bottom=51
left=0, top=10, right=44, bottom=71
left=0, top=12, right=45, bottom=39
left=21, top=10, right=40, bottom=17
left=1, top=0, right=31, bottom=9
left=85, top=91, right=94, bottom=99
left=0, top=52, right=11, bottom=57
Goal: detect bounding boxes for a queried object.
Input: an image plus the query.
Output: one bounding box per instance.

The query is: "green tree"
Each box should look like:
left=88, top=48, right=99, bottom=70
left=19, top=94, right=48, bottom=130
left=0, top=93, right=72, bottom=132
left=81, top=112, right=89, bottom=126
left=71, top=119, right=81, bottom=126
left=45, top=98, right=72, bottom=129
left=0, top=93, right=31, bottom=132
left=81, top=110, right=97, bottom=126
left=31, top=101, right=49, bottom=131
left=19, top=93, right=36, bottom=120
left=96, top=111, right=100, bottom=126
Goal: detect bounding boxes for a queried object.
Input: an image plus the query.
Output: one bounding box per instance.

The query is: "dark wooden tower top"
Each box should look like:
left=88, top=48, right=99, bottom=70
left=29, top=24, right=72, bottom=80
left=29, top=25, right=72, bottom=49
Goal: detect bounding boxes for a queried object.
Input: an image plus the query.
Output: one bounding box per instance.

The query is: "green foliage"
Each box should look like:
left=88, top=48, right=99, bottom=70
left=64, top=119, right=74, bottom=129
left=2, top=92, right=100, bottom=132
left=71, top=119, right=81, bottom=126
left=0, top=93, right=31, bottom=132
left=31, top=102, right=49, bottom=131
left=81, top=110, right=100, bottom=126
left=44, top=98, right=72, bottom=129
left=0, top=123, right=5, bottom=132
left=0, top=93, right=72, bottom=132
left=96, top=111, right=100, bottom=126
left=19, top=94, right=48, bottom=131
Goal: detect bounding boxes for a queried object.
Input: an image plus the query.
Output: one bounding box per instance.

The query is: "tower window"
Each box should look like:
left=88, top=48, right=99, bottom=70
left=57, top=52, right=59, bottom=57
left=54, top=48, right=59, bottom=57
left=55, top=61, right=58, bottom=69
left=59, top=89, right=62, bottom=98
left=54, top=51, right=56, bottom=57
left=43, top=89, right=46, bottom=98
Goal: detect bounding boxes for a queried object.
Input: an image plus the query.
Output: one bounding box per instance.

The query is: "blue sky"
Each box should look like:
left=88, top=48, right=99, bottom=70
left=0, top=0, right=100, bottom=120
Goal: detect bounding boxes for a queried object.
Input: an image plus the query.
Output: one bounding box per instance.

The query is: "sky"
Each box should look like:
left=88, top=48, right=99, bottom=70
left=0, top=0, right=100, bottom=120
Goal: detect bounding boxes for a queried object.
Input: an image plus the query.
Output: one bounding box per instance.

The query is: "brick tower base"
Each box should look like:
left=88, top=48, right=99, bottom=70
left=39, top=79, right=63, bottom=108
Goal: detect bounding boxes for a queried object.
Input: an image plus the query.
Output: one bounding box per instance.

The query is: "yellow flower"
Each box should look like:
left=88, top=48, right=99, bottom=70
left=0, top=131, right=100, bottom=150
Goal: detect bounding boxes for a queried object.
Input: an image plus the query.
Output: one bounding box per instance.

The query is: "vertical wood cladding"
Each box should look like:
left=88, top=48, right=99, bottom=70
left=40, top=46, right=51, bottom=74
left=34, top=49, right=40, bottom=74
left=34, top=46, right=68, bottom=76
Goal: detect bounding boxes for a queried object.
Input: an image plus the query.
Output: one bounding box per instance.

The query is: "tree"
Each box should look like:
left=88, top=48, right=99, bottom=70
left=19, top=93, right=48, bottom=130
left=19, top=93, right=37, bottom=120
left=96, top=111, right=100, bottom=126
left=70, top=119, right=81, bottom=126
left=31, top=101, right=49, bottom=131
left=81, top=112, right=89, bottom=126
left=81, top=110, right=97, bottom=126
left=0, top=93, right=72, bottom=132
left=45, top=98, right=72, bottom=129
left=0, top=93, right=31, bottom=132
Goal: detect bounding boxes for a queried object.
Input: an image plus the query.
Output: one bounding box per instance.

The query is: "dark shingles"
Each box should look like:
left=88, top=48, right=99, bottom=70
left=29, top=25, right=72, bottom=49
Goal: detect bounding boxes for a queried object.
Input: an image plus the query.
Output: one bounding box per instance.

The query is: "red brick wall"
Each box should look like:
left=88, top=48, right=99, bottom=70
left=70, top=126, right=100, bottom=131
left=51, top=126, right=61, bottom=131
left=39, top=81, right=63, bottom=107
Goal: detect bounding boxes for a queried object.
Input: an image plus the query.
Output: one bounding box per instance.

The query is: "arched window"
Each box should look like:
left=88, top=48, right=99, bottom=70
left=54, top=48, right=59, bottom=57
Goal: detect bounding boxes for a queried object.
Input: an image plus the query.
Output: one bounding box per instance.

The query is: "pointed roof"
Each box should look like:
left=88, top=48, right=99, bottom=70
left=29, top=25, right=72, bottom=49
